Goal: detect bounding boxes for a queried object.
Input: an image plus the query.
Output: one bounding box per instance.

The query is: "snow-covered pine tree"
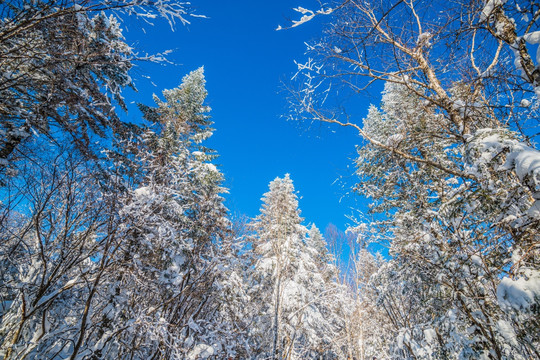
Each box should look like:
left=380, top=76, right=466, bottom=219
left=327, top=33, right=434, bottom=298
left=250, top=175, right=342, bottom=359
left=301, top=225, right=346, bottom=358
left=86, top=68, right=233, bottom=359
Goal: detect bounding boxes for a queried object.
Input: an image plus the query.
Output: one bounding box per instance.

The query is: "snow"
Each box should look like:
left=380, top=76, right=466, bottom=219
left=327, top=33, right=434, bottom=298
left=204, top=163, right=218, bottom=173
left=386, top=133, right=404, bottom=146
left=34, top=278, right=80, bottom=309
left=520, top=99, right=531, bottom=107
left=497, top=270, right=540, bottom=312
left=417, top=32, right=432, bottom=47
left=284, top=6, right=334, bottom=28
left=470, top=255, right=483, bottom=267
left=526, top=200, right=540, bottom=219
left=292, top=13, right=317, bottom=28
left=424, top=328, right=436, bottom=343
left=134, top=186, right=152, bottom=198
left=496, top=320, right=519, bottom=346
left=512, top=148, right=540, bottom=181
left=480, top=0, right=506, bottom=21
left=523, top=31, right=540, bottom=45
left=187, top=344, right=214, bottom=359
left=473, top=129, right=536, bottom=171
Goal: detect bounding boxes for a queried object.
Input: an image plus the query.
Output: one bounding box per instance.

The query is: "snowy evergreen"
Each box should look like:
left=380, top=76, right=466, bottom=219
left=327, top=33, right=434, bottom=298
left=249, top=175, right=344, bottom=359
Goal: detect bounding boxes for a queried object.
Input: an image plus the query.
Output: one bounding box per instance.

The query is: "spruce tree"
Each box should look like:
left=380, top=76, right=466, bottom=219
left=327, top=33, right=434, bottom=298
left=250, top=175, right=343, bottom=359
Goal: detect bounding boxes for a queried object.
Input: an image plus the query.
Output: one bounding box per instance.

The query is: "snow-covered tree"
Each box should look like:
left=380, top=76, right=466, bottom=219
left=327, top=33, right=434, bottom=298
left=353, top=83, right=539, bottom=359
left=0, top=0, right=194, bottom=172
left=86, top=68, right=237, bottom=359
left=0, top=147, right=122, bottom=360
left=250, top=175, right=343, bottom=359
left=0, top=68, right=247, bottom=360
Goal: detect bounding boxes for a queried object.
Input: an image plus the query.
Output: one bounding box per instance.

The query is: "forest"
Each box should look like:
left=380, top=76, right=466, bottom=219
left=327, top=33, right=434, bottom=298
left=0, top=0, right=539, bottom=359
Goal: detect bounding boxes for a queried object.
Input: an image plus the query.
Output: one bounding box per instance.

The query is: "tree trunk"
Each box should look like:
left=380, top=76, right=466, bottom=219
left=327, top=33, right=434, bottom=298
left=272, top=268, right=283, bottom=360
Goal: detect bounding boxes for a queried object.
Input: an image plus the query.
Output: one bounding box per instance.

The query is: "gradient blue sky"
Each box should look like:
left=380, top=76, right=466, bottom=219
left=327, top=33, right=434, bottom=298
left=121, top=1, right=375, bottom=232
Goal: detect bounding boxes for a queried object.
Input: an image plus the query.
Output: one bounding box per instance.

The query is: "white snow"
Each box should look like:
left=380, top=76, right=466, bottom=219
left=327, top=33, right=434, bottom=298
left=286, top=6, right=334, bottom=28
left=386, top=133, right=404, bottom=146
left=520, top=99, right=531, bottom=107
left=292, top=14, right=316, bottom=28
left=480, top=0, right=506, bottom=21
left=523, top=31, right=540, bottom=45
left=526, top=200, right=540, bottom=219
left=417, top=32, right=432, bottom=47
left=204, top=163, right=218, bottom=173
left=497, top=270, right=540, bottom=311
left=470, top=255, right=483, bottom=267
left=511, top=148, right=540, bottom=181
left=134, top=186, right=152, bottom=198
left=496, top=320, right=519, bottom=346
left=187, top=344, right=214, bottom=359
left=424, top=328, right=436, bottom=343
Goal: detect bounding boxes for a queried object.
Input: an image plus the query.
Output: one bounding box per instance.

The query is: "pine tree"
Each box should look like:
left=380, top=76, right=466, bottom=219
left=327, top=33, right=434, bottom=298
left=87, top=68, right=231, bottom=359
left=250, top=175, right=343, bottom=359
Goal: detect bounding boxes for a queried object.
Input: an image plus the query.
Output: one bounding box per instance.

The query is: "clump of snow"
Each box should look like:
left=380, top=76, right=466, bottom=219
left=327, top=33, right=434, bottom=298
left=523, top=31, right=540, bottom=45
left=386, top=133, right=404, bottom=146
left=520, top=99, right=531, bottom=107
left=417, top=32, right=432, bottom=47
left=424, top=328, right=436, bottom=343
left=470, top=255, right=483, bottom=267
left=496, top=320, right=519, bottom=346
left=134, top=186, right=152, bottom=198
left=187, top=344, right=214, bottom=359
left=278, top=6, right=334, bottom=29
left=480, top=0, right=506, bottom=21
left=204, top=163, right=218, bottom=173
left=292, top=12, right=316, bottom=28
left=470, top=129, right=540, bottom=220
left=527, top=200, right=540, bottom=219
left=510, top=148, right=540, bottom=181
left=497, top=269, right=540, bottom=312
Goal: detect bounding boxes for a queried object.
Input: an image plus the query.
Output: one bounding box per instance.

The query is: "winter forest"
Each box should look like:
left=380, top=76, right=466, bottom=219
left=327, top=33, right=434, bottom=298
left=0, top=0, right=539, bottom=359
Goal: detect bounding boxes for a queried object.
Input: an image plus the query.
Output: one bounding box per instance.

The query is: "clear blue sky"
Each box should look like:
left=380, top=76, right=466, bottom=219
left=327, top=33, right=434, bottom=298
left=121, top=1, right=374, bottom=232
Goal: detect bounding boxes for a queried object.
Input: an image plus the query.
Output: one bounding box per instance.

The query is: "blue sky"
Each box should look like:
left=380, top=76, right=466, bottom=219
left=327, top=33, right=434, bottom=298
left=121, top=1, right=374, bottom=232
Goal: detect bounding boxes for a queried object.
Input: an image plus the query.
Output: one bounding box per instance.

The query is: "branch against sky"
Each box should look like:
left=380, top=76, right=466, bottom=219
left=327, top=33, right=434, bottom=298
left=287, top=0, right=540, bottom=143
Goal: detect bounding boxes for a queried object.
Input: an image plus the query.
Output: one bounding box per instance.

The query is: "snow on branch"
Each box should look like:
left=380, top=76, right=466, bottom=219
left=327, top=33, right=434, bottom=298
left=276, top=5, right=334, bottom=30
